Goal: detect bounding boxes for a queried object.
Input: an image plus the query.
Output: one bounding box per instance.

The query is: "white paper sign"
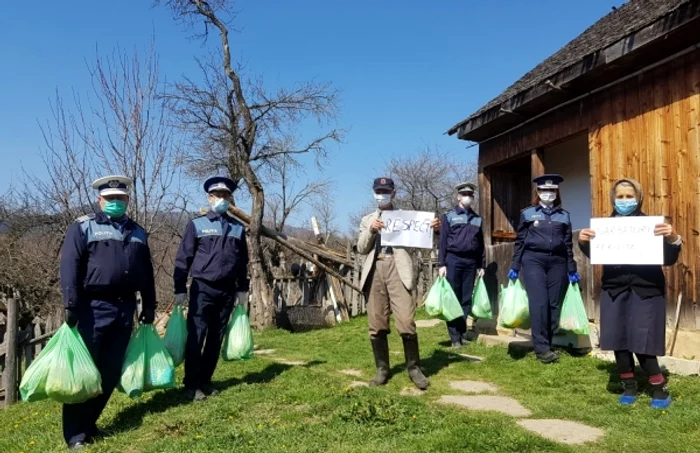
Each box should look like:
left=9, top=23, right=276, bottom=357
left=380, top=210, right=434, bottom=249
left=589, top=216, right=664, bottom=265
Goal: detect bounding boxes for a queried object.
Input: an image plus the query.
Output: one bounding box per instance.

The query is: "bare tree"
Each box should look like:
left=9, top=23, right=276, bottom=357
left=265, top=157, right=331, bottom=233
left=10, top=41, right=189, bottom=314
left=311, top=197, right=339, bottom=245
left=159, top=0, right=343, bottom=328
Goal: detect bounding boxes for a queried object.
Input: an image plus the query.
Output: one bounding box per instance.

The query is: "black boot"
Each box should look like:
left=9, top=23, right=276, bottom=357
left=618, top=378, right=637, bottom=405
left=402, top=334, right=430, bottom=390
left=649, top=378, right=671, bottom=409
left=369, top=336, right=390, bottom=386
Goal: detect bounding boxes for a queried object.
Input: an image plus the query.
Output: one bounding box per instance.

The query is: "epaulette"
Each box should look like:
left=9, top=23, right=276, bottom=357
left=75, top=213, right=96, bottom=223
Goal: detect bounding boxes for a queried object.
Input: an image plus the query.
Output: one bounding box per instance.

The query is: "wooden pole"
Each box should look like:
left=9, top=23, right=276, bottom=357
left=667, top=292, right=683, bottom=356
left=3, top=295, right=18, bottom=407
left=228, top=206, right=362, bottom=293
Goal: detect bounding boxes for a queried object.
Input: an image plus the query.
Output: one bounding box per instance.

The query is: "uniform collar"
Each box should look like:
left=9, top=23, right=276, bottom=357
left=207, top=210, right=232, bottom=222
left=536, top=203, right=559, bottom=213
left=455, top=205, right=474, bottom=216
left=95, top=211, right=131, bottom=227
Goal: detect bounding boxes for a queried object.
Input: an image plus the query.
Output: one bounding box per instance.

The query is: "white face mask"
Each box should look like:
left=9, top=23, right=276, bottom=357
left=460, top=196, right=473, bottom=207
left=539, top=191, right=557, bottom=205
left=374, top=193, right=392, bottom=207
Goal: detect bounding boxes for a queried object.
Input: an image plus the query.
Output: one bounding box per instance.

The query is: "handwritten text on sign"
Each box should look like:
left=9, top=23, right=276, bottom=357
left=589, top=216, right=664, bottom=265
left=380, top=210, right=434, bottom=249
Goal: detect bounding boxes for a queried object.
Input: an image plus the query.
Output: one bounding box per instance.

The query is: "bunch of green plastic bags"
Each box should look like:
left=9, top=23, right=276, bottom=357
left=559, top=283, right=590, bottom=335
left=498, top=280, right=530, bottom=329
left=163, top=305, right=187, bottom=367
left=424, top=277, right=463, bottom=322
left=118, top=324, right=176, bottom=399
left=471, top=275, right=492, bottom=320
left=222, top=305, right=254, bottom=361
left=19, top=323, right=102, bottom=404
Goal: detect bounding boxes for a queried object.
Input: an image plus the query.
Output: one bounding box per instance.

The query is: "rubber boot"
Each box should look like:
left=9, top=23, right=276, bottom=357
left=649, top=378, right=671, bottom=409
left=619, top=378, right=638, bottom=405
left=368, top=336, right=390, bottom=386
left=402, top=334, right=430, bottom=390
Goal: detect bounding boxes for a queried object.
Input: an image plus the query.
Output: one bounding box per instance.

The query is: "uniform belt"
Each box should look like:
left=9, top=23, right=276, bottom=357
left=376, top=254, right=394, bottom=260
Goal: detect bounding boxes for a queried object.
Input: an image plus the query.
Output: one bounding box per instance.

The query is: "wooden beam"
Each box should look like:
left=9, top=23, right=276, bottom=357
left=2, top=296, right=18, bottom=406
left=478, top=167, right=493, bottom=247
left=531, top=148, right=545, bottom=199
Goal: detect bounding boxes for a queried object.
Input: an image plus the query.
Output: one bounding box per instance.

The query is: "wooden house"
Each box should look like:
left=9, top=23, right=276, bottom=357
left=448, top=0, right=700, bottom=334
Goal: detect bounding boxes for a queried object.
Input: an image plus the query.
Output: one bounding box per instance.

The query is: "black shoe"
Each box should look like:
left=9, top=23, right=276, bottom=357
left=402, top=334, right=430, bottom=390
left=68, top=442, right=86, bottom=450
left=450, top=341, right=463, bottom=349
left=87, top=428, right=111, bottom=441
left=649, top=378, right=672, bottom=409
left=187, top=388, right=207, bottom=402
left=369, top=336, right=391, bottom=386
left=201, top=383, right=220, bottom=396
left=619, top=378, right=638, bottom=406
left=536, top=351, right=559, bottom=364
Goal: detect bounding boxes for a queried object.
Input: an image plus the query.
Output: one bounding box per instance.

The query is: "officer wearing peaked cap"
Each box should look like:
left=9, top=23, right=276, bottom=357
left=508, top=174, right=579, bottom=364
left=59, top=175, right=156, bottom=449
left=357, top=177, right=439, bottom=391
left=174, top=176, right=250, bottom=402
left=437, top=181, right=485, bottom=348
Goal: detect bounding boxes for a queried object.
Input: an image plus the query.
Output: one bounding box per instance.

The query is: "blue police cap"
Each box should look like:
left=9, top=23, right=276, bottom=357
left=533, top=174, right=564, bottom=189
left=204, top=176, right=236, bottom=193
left=455, top=182, right=477, bottom=193
left=373, top=177, right=395, bottom=191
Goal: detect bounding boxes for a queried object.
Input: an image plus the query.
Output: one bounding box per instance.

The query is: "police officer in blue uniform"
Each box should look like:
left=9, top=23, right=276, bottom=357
left=508, top=174, right=579, bottom=364
left=60, top=175, right=156, bottom=450
left=437, top=182, right=485, bottom=348
left=174, top=176, right=250, bottom=402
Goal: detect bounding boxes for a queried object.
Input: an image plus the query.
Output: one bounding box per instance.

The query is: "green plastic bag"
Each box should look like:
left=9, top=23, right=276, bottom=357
left=424, top=277, right=463, bottom=322
left=471, top=276, right=493, bottom=320
left=560, top=283, right=590, bottom=335
left=163, top=305, right=187, bottom=367
left=498, top=280, right=530, bottom=329
left=222, top=305, right=254, bottom=361
left=20, top=323, right=102, bottom=404
left=118, top=325, right=176, bottom=398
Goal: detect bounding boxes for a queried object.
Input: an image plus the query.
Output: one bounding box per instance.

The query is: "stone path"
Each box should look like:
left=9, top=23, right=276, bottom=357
left=254, top=349, right=276, bottom=355
left=339, top=369, right=363, bottom=377
left=272, top=358, right=308, bottom=366
left=517, top=419, right=604, bottom=445
left=449, top=380, right=498, bottom=394
left=400, top=387, right=425, bottom=397
left=439, top=395, right=532, bottom=417
left=349, top=381, right=369, bottom=388
left=453, top=353, right=484, bottom=363
left=416, top=319, right=442, bottom=328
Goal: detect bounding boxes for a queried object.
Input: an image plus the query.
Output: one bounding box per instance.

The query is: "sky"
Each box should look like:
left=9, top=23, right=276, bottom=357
left=0, top=0, right=624, bottom=233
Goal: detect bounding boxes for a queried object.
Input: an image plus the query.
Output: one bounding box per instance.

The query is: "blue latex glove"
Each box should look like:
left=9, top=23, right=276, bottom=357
left=569, top=272, right=580, bottom=284
left=507, top=269, right=519, bottom=280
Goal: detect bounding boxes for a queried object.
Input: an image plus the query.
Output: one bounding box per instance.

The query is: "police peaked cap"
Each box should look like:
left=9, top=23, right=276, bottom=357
left=204, top=176, right=237, bottom=193
left=373, top=177, right=395, bottom=191
left=533, top=174, right=564, bottom=189
left=92, top=175, right=132, bottom=196
left=455, top=182, right=477, bottom=193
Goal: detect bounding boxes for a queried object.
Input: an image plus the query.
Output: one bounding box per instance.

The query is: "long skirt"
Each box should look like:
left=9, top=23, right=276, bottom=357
left=600, top=289, right=666, bottom=356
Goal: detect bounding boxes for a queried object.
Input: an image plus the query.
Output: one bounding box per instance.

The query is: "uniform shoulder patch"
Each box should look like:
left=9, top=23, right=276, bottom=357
left=75, top=213, right=96, bottom=223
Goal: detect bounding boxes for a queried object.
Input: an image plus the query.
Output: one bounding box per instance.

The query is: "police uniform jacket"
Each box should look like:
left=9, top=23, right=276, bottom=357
left=174, top=210, right=250, bottom=294
left=511, top=204, right=577, bottom=273
left=438, top=206, right=485, bottom=268
left=59, top=211, right=156, bottom=308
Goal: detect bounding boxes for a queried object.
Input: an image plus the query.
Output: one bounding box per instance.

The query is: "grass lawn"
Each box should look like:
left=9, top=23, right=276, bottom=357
left=1, top=311, right=700, bottom=453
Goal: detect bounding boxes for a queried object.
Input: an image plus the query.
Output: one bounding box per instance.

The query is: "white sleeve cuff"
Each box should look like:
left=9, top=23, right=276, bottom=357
left=669, top=235, right=683, bottom=246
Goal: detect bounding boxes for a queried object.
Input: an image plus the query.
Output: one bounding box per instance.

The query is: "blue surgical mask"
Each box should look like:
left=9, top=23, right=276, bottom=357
left=210, top=197, right=230, bottom=214
left=614, top=199, right=638, bottom=216
left=103, top=200, right=127, bottom=218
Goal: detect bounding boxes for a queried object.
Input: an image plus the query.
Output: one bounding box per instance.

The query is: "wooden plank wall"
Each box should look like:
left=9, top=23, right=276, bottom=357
left=479, top=48, right=700, bottom=329
left=489, top=168, right=531, bottom=237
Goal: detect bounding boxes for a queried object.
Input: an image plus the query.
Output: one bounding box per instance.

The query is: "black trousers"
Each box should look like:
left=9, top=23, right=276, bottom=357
left=445, top=253, right=477, bottom=343
left=184, top=279, right=236, bottom=389
left=63, top=299, right=134, bottom=445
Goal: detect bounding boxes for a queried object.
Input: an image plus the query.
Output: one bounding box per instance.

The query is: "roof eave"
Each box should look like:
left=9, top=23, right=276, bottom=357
left=448, top=0, right=700, bottom=142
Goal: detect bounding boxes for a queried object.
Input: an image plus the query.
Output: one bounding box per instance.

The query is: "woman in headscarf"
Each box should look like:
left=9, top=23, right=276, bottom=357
left=578, top=178, right=681, bottom=409
left=508, top=174, right=579, bottom=364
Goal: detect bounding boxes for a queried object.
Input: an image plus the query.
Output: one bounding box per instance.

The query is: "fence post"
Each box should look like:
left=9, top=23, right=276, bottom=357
left=2, top=295, right=19, bottom=407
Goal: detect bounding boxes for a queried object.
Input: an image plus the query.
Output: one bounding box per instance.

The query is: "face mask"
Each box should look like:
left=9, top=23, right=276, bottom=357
left=614, top=199, right=638, bottom=216
left=460, top=196, right=473, bottom=207
left=210, top=197, right=230, bottom=214
left=103, top=200, right=127, bottom=218
left=539, top=191, right=557, bottom=205
left=374, top=193, right=392, bottom=207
